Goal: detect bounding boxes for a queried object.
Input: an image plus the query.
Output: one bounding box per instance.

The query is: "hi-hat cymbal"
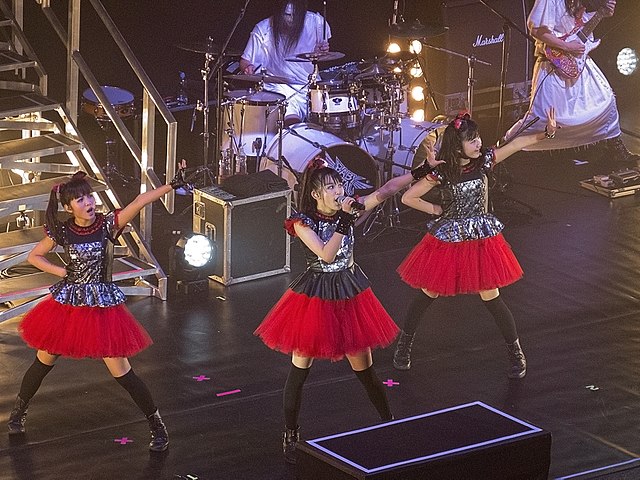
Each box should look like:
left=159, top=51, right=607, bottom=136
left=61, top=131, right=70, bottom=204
left=225, top=73, right=293, bottom=84
left=286, top=51, right=346, bottom=63
left=390, top=20, right=448, bottom=39
left=175, top=40, right=242, bottom=56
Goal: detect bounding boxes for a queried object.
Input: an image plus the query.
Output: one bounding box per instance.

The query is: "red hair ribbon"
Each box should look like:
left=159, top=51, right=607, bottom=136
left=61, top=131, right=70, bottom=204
left=308, top=156, right=328, bottom=171
left=453, top=111, right=471, bottom=130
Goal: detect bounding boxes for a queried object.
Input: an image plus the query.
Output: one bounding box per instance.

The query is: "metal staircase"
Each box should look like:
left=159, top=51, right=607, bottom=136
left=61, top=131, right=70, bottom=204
left=0, top=0, right=180, bottom=323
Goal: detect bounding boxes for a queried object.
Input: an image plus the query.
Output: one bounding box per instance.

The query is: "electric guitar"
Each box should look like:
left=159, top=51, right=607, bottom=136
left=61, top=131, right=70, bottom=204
left=544, top=9, right=606, bottom=79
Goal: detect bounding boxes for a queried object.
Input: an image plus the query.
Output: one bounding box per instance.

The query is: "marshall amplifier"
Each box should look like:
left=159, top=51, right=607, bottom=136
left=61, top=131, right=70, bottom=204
left=424, top=0, right=533, bottom=117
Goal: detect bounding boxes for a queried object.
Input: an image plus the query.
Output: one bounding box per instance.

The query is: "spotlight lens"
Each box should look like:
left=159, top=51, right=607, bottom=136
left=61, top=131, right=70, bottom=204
left=411, top=86, right=425, bottom=101
left=410, top=40, right=423, bottom=54
left=410, top=63, right=423, bottom=78
left=617, top=47, right=638, bottom=76
left=387, top=42, right=401, bottom=53
left=411, top=109, right=425, bottom=122
left=184, top=235, right=213, bottom=268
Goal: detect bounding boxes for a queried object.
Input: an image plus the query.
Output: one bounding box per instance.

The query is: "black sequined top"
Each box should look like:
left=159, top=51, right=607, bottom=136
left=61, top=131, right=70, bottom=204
left=45, top=211, right=126, bottom=307
left=427, top=148, right=504, bottom=243
left=285, top=211, right=369, bottom=300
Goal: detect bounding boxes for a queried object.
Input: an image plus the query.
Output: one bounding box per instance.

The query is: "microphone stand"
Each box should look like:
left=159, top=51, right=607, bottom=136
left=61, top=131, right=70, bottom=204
left=204, top=0, right=251, bottom=184
left=476, top=0, right=535, bottom=139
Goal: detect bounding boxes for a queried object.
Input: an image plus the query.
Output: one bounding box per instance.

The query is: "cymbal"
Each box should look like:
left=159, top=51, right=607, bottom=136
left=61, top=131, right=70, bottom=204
left=390, top=20, right=448, bottom=39
left=355, top=63, right=393, bottom=80
left=175, top=40, right=242, bottom=56
left=225, top=73, right=293, bottom=84
left=286, top=51, right=346, bottom=63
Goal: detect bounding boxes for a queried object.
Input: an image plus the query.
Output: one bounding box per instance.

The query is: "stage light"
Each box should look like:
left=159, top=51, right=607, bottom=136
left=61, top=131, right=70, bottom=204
left=169, top=233, right=216, bottom=294
left=387, top=42, right=401, bottom=53
left=411, top=86, right=425, bottom=102
left=409, top=40, right=422, bottom=55
left=617, top=48, right=638, bottom=76
left=409, top=63, right=423, bottom=78
left=411, top=109, right=425, bottom=122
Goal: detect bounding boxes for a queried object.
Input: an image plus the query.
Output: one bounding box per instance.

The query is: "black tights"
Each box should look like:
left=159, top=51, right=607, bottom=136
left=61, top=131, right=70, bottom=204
left=283, top=364, right=310, bottom=429
left=114, top=368, right=157, bottom=418
left=17, top=357, right=156, bottom=418
left=18, top=356, right=54, bottom=403
left=283, top=362, right=393, bottom=429
left=483, top=296, right=518, bottom=344
left=403, top=292, right=436, bottom=335
left=354, top=366, right=393, bottom=421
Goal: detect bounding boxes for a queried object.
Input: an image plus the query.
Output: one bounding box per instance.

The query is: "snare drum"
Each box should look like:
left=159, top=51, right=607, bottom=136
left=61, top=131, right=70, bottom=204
left=260, top=123, right=380, bottom=199
left=81, top=86, right=135, bottom=120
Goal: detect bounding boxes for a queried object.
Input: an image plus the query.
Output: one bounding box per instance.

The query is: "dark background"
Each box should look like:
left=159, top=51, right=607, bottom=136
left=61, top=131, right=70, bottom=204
left=20, top=0, right=640, bottom=145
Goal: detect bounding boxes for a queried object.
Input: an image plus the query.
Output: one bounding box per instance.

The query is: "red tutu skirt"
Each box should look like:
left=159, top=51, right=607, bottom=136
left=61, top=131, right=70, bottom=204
left=397, top=233, right=523, bottom=296
left=19, top=296, right=153, bottom=359
left=255, top=288, right=399, bottom=360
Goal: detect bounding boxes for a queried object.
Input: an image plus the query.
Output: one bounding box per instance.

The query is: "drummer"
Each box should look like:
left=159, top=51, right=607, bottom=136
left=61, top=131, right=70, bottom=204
left=239, top=0, right=331, bottom=127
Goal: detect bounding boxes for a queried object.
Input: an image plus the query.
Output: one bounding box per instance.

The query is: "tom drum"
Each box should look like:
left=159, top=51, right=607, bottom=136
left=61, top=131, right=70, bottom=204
left=221, top=89, right=285, bottom=156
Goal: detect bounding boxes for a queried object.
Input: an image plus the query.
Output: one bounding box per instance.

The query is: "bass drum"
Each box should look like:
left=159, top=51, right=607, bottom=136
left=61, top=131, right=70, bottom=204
left=360, top=117, right=445, bottom=176
left=260, top=123, right=380, bottom=199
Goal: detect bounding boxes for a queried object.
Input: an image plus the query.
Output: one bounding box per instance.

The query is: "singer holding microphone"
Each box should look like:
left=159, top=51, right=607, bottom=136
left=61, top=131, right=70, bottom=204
left=254, top=156, right=435, bottom=464
left=392, top=109, right=557, bottom=379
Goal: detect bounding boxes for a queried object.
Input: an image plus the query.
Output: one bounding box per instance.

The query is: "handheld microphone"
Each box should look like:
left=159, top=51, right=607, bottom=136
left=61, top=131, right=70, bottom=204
left=337, top=195, right=365, bottom=211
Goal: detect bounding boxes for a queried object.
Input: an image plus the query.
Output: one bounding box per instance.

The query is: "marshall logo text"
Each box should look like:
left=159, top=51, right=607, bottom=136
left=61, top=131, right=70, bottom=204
left=473, top=33, right=505, bottom=48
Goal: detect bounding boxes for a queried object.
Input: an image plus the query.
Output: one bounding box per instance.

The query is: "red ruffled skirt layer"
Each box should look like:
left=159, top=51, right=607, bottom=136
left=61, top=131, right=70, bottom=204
left=19, top=296, right=153, bottom=359
left=255, top=288, right=399, bottom=360
left=397, top=233, right=523, bottom=296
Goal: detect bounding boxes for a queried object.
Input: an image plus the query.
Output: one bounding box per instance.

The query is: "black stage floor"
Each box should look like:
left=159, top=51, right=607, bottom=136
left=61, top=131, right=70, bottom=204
left=1, top=150, right=640, bottom=480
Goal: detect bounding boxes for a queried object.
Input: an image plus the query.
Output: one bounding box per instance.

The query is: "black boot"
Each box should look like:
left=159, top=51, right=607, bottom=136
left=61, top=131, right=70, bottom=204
left=147, top=410, right=169, bottom=452
left=7, top=395, right=29, bottom=435
left=506, top=339, right=527, bottom=379
left=393, top=330, right=416, bottom=370
left=605, top=136, right=640, bottom=168
left=282, top=426, right=300, bottom=464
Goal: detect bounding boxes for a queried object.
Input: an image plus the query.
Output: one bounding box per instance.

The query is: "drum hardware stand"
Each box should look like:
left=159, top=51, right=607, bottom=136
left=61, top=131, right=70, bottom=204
left=420, top=43, right=491, bottom=116
left=361, top=120, right=422, bottom=241
left=97, top=119, right=134, bottom=186
left=191, top=0, right=251, bottom=185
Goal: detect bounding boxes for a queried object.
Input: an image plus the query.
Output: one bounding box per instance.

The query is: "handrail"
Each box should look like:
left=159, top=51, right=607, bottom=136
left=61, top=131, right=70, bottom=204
left=38, top=0, right=178, bottom=228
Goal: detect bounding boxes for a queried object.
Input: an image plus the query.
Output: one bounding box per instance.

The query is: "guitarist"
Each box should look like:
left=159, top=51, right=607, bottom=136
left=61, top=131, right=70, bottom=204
left=505, top=0, right=639, bottom=168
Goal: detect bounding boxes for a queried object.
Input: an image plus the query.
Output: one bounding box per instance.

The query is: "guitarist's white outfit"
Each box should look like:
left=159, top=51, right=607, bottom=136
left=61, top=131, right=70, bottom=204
left=506, top=0, right=636, bottom=163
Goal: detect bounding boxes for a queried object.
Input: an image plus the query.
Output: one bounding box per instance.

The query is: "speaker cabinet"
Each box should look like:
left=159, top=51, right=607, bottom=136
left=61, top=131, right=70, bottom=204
left=424, top=0, right=533, bottom=119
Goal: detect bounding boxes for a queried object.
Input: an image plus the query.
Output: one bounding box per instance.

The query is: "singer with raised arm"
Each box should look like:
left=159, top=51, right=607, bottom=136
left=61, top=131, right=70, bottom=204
left=392, top=109, right=557, bottom=379
left=239, top=0, right=331, bottom=127
left=253, top=158, right=435, bottom=464
left=504, top=0, right=639, bottom=168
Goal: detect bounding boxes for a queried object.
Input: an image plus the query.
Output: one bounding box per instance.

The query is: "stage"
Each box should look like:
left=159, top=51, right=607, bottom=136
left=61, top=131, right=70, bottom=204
left=1, top=149, right=640, bottom=479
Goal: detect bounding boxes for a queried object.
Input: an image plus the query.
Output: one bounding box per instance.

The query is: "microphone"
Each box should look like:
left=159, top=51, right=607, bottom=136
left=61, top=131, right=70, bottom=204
left=337, top=195, right=365, bottom=211
left=391, top=0, right=399, bottom=25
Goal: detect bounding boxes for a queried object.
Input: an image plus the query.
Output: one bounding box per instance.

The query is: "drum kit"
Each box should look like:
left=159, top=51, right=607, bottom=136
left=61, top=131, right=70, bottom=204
left=167, top=2, right=453, bottom=235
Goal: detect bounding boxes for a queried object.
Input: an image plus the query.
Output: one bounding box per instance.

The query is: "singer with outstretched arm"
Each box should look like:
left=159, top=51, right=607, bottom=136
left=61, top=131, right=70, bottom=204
left=253, top=156, right=435, bottom=464
left=392, top=109, right=557, bottom=378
